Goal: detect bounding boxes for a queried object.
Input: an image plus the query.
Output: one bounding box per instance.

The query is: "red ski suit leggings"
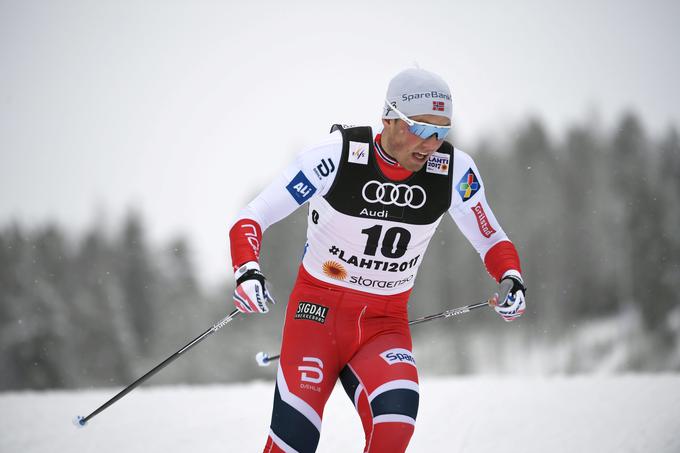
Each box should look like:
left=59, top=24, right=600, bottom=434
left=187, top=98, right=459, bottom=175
left=263, top=267, right=418, bottom=453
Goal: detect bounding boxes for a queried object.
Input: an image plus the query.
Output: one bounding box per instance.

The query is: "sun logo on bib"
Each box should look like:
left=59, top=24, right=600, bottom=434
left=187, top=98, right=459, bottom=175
left=322, top=261, right=348, bottom=280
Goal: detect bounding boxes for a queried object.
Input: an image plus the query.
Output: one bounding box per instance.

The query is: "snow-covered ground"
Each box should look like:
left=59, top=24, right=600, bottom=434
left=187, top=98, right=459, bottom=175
left=1, top=375, right=679, bottom=453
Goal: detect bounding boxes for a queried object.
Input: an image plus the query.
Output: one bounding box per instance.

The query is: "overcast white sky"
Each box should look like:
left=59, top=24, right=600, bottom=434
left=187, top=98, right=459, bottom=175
left=1, top=0, right=679, bottom=286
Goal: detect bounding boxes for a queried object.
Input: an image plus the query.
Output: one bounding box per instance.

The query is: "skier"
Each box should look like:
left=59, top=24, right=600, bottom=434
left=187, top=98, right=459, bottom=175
left=228, top=67, right=526, bottom=453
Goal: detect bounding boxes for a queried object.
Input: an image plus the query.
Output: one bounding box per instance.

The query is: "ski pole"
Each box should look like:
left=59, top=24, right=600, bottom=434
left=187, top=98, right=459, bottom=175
left=74, top=309, right=241, bottom=427
left=255, top=299, right=491, bottom=366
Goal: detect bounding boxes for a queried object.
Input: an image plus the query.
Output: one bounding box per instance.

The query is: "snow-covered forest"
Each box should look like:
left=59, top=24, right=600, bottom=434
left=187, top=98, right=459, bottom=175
left=2, top=113, right=679, bottom=392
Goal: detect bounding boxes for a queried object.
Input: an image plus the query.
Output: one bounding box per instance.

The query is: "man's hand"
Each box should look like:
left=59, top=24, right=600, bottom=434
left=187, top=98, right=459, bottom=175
left=233, top=261, right=275, bottom=314
left=491, top=275, right=526, bottom=322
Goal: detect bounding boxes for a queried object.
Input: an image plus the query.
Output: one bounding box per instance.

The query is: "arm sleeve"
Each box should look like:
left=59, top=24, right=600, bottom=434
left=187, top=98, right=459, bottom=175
left=448, top=149, right=522, bottom=282
left=229, top=131, right=343, bottom=269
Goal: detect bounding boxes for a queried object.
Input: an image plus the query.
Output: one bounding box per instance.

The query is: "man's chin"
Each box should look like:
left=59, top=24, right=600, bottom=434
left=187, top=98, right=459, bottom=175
left=404, top=159, right=427, bottom=172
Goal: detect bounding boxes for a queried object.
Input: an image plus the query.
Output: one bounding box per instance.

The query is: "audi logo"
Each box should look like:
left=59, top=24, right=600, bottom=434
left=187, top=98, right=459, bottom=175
left=362, top=181, right=427, bottom=209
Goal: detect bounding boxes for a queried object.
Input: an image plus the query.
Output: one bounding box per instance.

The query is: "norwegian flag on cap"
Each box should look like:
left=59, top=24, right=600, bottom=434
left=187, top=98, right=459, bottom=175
left=433, top=101, right=445, bottom=111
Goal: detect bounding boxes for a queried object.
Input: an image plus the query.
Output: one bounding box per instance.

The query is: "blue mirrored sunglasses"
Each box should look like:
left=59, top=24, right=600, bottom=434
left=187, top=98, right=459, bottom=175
left=385, top=100, right=451, bottom=140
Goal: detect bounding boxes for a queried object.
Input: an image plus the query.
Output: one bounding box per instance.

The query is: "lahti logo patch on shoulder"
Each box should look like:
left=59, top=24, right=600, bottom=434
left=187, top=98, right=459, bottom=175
left=295, top=302, right=329, bottom=324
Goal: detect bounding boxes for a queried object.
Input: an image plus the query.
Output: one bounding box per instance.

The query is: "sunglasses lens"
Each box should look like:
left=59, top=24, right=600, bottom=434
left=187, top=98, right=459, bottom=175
left=409, top=123, right=450, bottom=140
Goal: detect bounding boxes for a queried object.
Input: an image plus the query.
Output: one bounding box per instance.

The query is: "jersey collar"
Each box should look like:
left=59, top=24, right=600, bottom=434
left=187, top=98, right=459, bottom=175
left=374, top=132, right=413, bottom=181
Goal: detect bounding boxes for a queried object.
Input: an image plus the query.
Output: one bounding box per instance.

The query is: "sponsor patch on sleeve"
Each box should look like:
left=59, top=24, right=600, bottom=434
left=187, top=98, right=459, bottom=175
left=426, top=151, right=450, bottom=175
left=471, top=202, right=497, bottom=238
left=456, top=168, right=481, bottom=202
left=286, top=171, right=317, bottom=205
left=312, top=158, right=336, bottom=180
left=380, top=348, right=416, bottom=366
left=348, top=141, right=369, bottom=165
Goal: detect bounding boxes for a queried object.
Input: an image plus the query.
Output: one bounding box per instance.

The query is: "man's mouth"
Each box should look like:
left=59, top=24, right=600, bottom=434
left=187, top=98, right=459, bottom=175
left=413, top=152, right=429, bottom=162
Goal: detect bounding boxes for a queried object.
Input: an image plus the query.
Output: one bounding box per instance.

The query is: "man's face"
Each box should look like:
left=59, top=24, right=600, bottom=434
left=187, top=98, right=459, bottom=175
left=381, top=114, right=450, bottom=172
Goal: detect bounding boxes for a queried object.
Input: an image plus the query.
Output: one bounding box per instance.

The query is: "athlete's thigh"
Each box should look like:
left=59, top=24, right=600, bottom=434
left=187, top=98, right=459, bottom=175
left=268, top=283, right=342, bottom=453
left=343, top=328, right=419, bottom=425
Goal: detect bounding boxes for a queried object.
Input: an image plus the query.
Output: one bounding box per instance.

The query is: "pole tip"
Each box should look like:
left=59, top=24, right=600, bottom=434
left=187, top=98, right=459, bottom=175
left=73, top=416, right=87, bottom=428
left=255, top=352, right=270, bottom=367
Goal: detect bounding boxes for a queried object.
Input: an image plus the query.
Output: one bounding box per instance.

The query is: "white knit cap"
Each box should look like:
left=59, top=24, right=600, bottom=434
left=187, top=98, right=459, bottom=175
left=383, top=68, right=452, bottom=120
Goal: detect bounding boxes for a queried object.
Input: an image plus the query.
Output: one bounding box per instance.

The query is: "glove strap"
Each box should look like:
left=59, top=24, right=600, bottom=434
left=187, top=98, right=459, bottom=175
left=501, top=275, right=527, bottom=295
left=236, top=268, right=266, bottom=287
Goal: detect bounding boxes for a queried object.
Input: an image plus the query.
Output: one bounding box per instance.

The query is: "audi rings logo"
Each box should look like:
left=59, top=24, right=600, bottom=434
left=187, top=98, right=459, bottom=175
left=362, top=181, right=427, bottom=209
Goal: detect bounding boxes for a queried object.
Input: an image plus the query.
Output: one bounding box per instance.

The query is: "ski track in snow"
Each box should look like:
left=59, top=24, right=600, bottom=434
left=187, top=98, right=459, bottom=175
left=1, top=375, right=679, bottom=453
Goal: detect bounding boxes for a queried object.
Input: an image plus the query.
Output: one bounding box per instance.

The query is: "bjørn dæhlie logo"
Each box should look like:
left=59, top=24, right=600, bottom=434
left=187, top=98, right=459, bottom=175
left=313, top=158, right=335, bottom=180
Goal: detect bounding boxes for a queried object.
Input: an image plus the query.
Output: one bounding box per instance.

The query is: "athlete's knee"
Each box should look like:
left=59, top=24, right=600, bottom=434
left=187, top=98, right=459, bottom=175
left=369, top=379, right=420, bottom=425
left=365, top=382, right=419, bottom=453
left=267, top=369, right=322, bottom=453
left=340, top=367, right=419, bottom=424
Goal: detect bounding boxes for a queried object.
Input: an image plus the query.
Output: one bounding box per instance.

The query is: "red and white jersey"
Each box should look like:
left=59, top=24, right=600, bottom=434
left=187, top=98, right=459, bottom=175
left=230, top=125, right=521, bottom=295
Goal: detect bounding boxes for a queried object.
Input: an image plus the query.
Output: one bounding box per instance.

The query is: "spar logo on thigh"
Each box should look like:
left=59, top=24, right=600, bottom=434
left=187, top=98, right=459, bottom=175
left=380, top=348, right=417, bottom=367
